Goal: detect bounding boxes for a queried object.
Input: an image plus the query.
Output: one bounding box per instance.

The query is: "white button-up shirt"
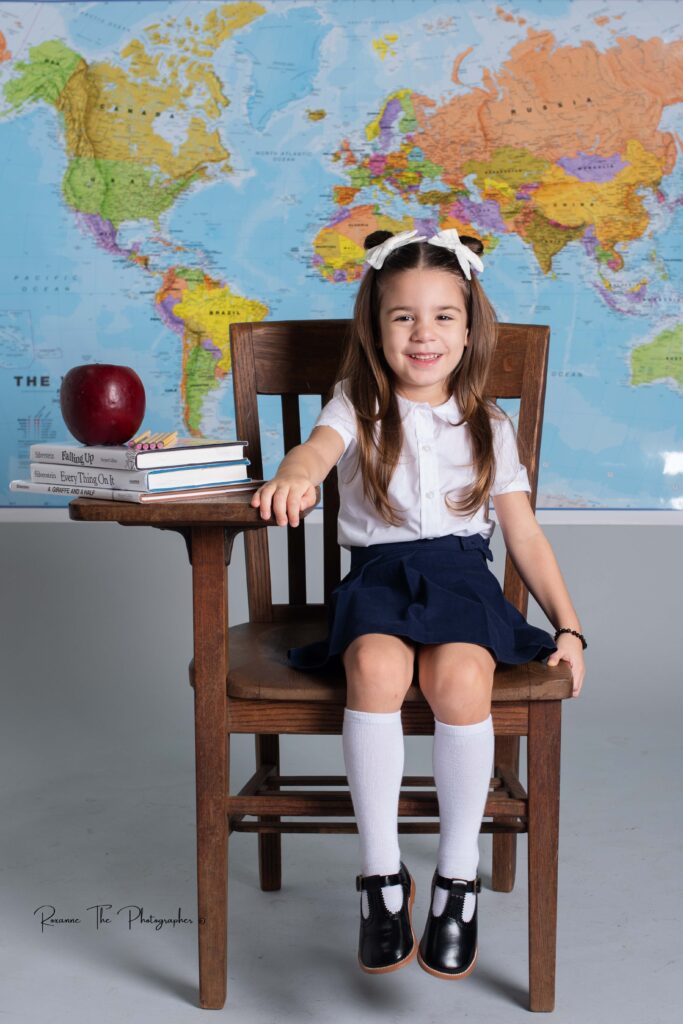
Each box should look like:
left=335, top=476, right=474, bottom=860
left=313, top=378, right=531, bottom=550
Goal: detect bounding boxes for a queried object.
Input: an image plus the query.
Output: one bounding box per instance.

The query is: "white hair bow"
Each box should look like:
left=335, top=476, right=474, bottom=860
left=364, top=227, right=484, bottom=280
left=426, top=228, right=484, bottom=280
left=363, top=229, right=427, bottom=269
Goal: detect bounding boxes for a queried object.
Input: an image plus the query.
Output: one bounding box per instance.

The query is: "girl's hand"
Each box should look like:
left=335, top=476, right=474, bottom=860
left=547, top=634, right=585, bottom=698
left=249, top=476, right=317, bottom=528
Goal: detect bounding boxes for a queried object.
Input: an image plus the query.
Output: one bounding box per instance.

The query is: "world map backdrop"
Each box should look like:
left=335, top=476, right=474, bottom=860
left=1, top=0, right=682, bottom=512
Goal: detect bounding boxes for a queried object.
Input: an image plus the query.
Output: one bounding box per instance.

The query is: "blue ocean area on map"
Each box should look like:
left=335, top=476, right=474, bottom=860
left=65, top=1, right=175, bottom=51
left=165, top=145, right=357, bottom=464
left=168, top=149, right=353, bottom=317
left=243, top=6, right=326, bottom=132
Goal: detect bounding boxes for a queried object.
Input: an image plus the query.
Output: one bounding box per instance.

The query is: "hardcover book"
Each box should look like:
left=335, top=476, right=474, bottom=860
left=30, top=459, right=251, bottom=491
left=10, top=479, right=264, bottom=504
left=29, top=438, right=248, bottom=471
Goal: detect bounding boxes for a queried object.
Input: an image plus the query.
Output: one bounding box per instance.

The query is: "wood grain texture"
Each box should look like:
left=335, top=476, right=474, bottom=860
left=69, top=490, right=279, bottom=524
left=255, top=733, right=282, bottom=891
left=185, top=609, right=571, bottom=702
left=220, top=699, right=531, bottom=734
left=527, top=700, right=562, bottom=1011
left=225, top=788, right=527, bottom=819
left=225, top=771, right=527, bottom=837
left=191, top=526, right=230, bottom=1009
left=492, top=734, right=522, bottom=893
left=232, top=821, right=527, bottom=835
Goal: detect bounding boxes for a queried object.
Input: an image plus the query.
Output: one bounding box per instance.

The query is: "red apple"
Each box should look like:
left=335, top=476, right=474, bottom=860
left=60, top=363, right=146, bottom=445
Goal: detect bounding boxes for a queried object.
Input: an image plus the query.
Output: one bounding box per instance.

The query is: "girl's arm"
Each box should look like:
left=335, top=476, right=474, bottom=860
left=493, top=490, right=586, bottom=696
left=250, top=425, right=344, bottom=527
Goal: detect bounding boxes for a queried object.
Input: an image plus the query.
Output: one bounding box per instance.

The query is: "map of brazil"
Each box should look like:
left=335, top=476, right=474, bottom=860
left=1, top=0, right=682, bottom=511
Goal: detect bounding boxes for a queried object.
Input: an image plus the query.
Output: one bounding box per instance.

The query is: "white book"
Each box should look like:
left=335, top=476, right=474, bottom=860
left=10, top=480, right=263, bottom=504
left=29, top=438, right=247, bottom=471
left=30, top=459, right=251, bottom=491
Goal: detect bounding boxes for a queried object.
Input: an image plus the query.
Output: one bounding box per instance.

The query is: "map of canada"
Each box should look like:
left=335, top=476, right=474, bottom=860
left=1, top=0, right=682, bottom=512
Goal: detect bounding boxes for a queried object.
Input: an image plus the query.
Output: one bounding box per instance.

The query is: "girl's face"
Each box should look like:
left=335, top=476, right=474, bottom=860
left=377, top=267, right=469, bottom=406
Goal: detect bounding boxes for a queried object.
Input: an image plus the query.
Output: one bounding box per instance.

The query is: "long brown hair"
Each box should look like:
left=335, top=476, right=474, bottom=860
left=334, top=230, right=513, bottom=526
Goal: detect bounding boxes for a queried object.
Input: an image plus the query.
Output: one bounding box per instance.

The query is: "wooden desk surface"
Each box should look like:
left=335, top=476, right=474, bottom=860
left=68, top=489, right=320, bottom=527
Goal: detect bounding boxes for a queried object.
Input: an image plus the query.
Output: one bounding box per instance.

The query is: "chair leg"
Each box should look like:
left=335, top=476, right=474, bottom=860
left=192, top=526, right=229, bottom=1010
left=492, top=734, right=519, bottom=892
left=256, top=734, right=282, bottom=891
left=527, top=700, right=561, bottom=1012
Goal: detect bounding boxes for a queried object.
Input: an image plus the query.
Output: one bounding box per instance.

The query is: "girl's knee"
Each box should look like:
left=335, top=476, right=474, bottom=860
left=419, top=655, right=493, bottom=722
left=420, top=647, right=493, bottom=691
left=343, top=634, right=414, bottom=711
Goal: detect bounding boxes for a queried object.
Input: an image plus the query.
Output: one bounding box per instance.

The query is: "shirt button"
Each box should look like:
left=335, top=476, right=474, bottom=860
left=426, top=490, right=434, bottom=498
left=422, top=444, right=431, bottom=452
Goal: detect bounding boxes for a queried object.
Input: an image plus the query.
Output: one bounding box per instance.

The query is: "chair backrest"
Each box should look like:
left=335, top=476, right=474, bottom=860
left=230, top=319, right=550, bottom=624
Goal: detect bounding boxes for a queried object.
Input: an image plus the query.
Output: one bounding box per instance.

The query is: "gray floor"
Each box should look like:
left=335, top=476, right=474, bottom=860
left=1, top=522, right=681, bottom=1021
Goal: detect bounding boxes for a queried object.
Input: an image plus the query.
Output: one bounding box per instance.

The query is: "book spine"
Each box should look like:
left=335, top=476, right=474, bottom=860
left=30, top=443, right=137, bottom=470
left=152, top=477, right=252, bottom=492
left=135, top=480, right=265, bottom=501
left=31, top=463, right=149, bottom=490
left=10, top=481, right=143, bottom=502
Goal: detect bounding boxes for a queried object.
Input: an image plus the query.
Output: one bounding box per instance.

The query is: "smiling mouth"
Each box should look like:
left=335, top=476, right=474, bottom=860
left=407, top=353, right=442, bottom=363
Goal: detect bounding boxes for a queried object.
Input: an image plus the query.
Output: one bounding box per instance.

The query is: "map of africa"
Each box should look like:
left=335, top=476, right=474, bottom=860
left=1, top=0, right=682, bottom=512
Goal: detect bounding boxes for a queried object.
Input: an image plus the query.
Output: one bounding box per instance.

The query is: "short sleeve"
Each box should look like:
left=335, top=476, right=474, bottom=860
left=490, top=413, right=532, bottom=496
left=311, top=379, right=357, bottom=464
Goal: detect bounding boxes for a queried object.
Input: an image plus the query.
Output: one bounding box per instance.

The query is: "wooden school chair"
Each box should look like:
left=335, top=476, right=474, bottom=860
left=191, top=318, right=574, bottom=1012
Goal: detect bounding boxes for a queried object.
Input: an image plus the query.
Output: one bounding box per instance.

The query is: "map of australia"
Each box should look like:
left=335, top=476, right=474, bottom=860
left=1, top=0, right=682, bottom=511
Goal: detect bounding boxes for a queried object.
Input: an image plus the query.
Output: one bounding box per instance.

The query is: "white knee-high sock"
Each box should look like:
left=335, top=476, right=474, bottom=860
left=342, top=707, right=405, bottom=917
left=431, top=714, right=494, bottom=921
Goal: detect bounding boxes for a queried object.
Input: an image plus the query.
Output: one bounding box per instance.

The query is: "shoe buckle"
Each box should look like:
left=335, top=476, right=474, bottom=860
left=455, top=877, right=481, bottom=895
left=437, top=874, right=481, bottom=895
left=454, top=876, right=481, bottom=892
left=356, top=868, right=405, bottom=893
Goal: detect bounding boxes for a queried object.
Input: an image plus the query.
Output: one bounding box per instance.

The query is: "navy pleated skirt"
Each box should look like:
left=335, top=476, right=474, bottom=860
left=287, top=533, right=558, bottom=672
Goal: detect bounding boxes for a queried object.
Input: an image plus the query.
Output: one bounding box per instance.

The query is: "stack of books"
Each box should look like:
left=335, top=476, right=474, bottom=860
left=10, top=435, right=263, bottom=503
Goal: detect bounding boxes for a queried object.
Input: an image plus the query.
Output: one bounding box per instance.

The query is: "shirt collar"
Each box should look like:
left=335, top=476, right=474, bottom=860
left=395, top=390, right=461, bottom=423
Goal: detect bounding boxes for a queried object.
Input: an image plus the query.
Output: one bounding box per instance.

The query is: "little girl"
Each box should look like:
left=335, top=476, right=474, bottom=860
left=250, top=227, right=587, bottom=981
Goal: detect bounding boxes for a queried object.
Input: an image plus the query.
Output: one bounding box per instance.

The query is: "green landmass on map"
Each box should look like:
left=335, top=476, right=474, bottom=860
left=631, top=324, right=683, bottom=389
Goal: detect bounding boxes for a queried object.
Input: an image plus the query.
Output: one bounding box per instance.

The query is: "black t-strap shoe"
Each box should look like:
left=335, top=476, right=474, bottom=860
left=417, top=871, right=482, bottom=980
left=355, top=861, right=417, bottom=973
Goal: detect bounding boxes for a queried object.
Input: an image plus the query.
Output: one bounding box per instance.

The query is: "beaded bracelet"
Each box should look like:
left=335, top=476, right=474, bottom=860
left=554, top=627, right=587, bottom=650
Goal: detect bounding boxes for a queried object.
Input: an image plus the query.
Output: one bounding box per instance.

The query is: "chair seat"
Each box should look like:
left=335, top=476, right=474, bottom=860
left=188, top=605, right=573, bottom=702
